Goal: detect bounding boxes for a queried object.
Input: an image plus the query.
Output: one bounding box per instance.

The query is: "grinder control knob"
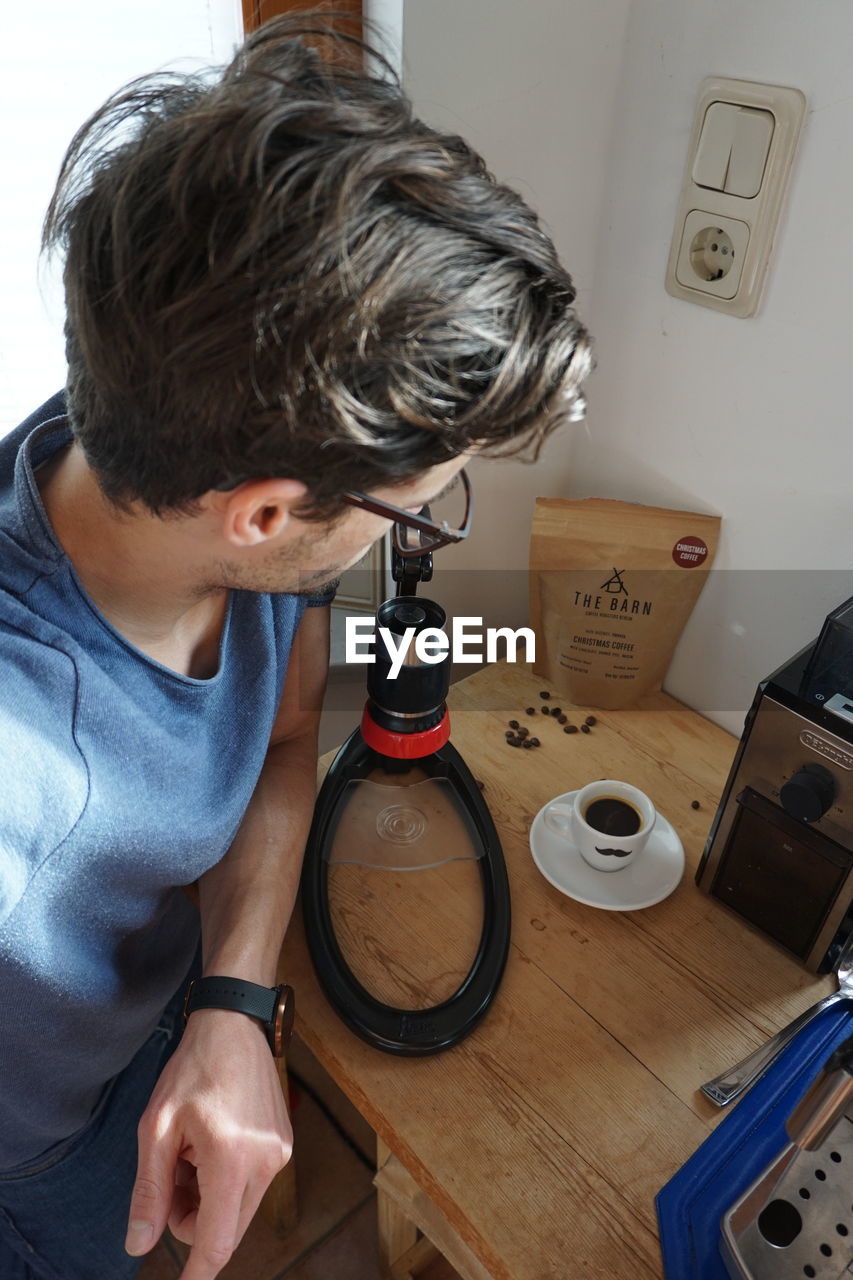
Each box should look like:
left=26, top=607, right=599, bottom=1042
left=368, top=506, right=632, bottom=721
left=780, top=763, right=836, bottom=823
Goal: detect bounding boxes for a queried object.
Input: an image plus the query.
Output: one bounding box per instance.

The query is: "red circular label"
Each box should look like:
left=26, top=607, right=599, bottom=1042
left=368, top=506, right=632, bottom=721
left=672, top=536, right=709, bottom=568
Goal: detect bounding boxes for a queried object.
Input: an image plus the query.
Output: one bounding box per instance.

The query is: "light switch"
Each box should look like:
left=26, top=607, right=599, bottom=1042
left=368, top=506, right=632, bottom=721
left=726, top=107, right=774, bottom=197
left=693, top=102, right=740, bottom=190
left=693, top=102, right=774, bottom=198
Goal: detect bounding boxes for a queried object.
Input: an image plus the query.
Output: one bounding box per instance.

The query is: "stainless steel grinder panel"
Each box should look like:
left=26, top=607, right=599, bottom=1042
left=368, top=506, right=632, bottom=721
left=721, top=1112, right=853, bottom=1278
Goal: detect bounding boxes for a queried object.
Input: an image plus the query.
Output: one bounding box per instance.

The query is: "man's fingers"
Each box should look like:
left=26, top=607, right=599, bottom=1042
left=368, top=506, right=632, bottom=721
left=178, top=1172, right=245, bottom=1280
left=125, top=1119, right=176, bottom=1257
left=169, top=1158, right=204, bottom=1246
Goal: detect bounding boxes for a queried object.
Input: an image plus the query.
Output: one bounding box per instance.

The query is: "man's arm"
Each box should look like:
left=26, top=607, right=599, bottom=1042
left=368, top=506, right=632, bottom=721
left=125, top=603, right=331, bottom=1280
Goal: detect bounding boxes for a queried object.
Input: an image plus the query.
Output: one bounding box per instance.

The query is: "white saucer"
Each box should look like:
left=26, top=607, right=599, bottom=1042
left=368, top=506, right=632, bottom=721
left=529, top=790, right=685, bottom=911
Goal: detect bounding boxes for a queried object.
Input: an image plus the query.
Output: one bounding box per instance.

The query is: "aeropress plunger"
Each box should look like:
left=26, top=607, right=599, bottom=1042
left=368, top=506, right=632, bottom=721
left=301, top=529, right=511, bottom=1055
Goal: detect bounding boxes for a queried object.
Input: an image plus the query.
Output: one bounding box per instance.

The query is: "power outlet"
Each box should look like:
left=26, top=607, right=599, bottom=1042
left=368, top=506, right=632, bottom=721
left=675, top=211, right=750, bottom=300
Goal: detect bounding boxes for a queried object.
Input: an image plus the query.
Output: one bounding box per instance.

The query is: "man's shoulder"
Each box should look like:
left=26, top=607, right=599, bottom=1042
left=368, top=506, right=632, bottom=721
left=0, top=600, right=86, bottom=761
left=0, top=393, right=69, bottom=592
left=0, top=605, right=89, bottom=926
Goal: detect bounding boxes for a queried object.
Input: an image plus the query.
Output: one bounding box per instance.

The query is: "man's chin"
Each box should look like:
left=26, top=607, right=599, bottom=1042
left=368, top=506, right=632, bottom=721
left=291, top=574, right=341, bottom=598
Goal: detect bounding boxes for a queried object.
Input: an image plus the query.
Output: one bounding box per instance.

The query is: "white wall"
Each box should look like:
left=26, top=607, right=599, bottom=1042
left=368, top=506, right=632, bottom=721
left=0, top=0, right=242, bottom=433
left=399, top=0, right=634, bottom=632
left=576, top=0, right=853, bottom=731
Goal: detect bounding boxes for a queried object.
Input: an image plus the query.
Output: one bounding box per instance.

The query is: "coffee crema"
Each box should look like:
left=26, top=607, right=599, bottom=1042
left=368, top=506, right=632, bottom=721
left=583, top=796, right=642, bottom=838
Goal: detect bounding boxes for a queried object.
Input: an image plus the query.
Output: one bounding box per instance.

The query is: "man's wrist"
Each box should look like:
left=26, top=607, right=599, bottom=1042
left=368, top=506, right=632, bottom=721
left=183, top=976, right=295, bottom=1057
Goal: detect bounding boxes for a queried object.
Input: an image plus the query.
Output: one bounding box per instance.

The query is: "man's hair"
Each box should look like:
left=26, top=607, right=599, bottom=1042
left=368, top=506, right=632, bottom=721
left=43, top=14, right=592, bottom=518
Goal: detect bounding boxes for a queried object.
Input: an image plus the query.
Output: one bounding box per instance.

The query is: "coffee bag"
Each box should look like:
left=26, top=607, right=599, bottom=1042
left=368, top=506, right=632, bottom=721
left=529, top=498, right=720, bottom=709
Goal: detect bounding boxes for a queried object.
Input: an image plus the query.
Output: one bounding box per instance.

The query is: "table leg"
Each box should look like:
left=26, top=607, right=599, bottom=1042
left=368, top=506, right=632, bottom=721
left=376, top=1138, right=421, bottom=1277
left=260, top=1052, right=299, bottom=1235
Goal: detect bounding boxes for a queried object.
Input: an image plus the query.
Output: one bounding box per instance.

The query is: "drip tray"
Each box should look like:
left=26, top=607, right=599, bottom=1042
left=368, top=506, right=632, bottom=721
left=721, top=1112, right=853, bottom=1279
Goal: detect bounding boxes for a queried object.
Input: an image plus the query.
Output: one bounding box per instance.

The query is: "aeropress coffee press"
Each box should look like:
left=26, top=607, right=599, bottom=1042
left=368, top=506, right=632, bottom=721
left=301, top=477, right=511, bottom=1054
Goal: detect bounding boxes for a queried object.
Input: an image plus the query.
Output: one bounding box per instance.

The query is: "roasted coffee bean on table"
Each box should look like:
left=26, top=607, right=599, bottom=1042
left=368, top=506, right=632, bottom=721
left=539, top=691, right=551, bottom=699
left=691, top=799, right=701, bottom=810
left=551, top=707, right=562, bottom=716
left=580, top=724, right=591, bottom=734
left=526, top=706, right=536, bottom=715
left=541, top=706, right=550, bottom=715
left=508, top=719, right=519, bottom=729
left=529, top=737, right=540, bottom=747
left=585, top=715, right=597, bottom=726
left=564, top=725, right=578, bottom=734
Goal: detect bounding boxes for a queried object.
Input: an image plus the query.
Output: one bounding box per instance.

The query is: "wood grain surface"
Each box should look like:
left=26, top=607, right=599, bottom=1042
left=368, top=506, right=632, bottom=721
left=280, top=662, right=835, bottom=1280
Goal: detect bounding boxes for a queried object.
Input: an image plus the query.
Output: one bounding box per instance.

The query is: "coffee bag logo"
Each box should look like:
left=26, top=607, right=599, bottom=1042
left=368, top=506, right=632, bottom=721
left=573, top=568, right=653, bottom=616
left=600, top=567, right=628, bottom=597
left=672, top=536, right=709, bottom=568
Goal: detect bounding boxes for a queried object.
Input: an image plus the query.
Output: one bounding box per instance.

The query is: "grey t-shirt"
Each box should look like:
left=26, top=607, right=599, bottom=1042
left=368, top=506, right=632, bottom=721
left=0, top=395, right=327, bottom=1169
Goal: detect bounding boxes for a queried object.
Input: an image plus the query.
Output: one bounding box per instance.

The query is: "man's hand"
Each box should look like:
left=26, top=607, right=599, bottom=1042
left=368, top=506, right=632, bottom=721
left=125, top=1009, right=292, bottom=1279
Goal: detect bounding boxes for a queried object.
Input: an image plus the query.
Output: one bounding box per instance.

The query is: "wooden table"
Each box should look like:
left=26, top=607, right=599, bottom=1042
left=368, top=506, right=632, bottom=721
left=278, top=661, right=834, bottom=1280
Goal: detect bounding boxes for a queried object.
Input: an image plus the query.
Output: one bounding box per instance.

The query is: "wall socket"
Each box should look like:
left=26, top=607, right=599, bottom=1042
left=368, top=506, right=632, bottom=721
left=665, top=77, right=806, bottom=318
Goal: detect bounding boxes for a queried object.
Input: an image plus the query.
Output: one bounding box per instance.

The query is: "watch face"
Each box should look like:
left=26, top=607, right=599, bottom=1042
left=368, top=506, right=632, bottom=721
left=273, top=985, right=295, bottom=1057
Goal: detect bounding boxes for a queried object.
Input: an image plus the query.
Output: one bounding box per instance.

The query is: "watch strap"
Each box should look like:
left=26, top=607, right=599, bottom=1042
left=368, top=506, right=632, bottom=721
left=183, top=976, right=280, bottom=1038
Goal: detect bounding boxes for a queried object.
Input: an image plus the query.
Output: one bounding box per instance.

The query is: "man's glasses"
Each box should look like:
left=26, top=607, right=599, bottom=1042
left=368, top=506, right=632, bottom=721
left=340, top=469, right=473, bottom=559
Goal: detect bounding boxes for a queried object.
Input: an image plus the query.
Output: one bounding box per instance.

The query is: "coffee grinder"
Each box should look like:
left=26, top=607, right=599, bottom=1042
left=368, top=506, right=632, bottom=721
left=697, top=595, right=853, bottom=972
left=301, top=496, right=511, bottom=1055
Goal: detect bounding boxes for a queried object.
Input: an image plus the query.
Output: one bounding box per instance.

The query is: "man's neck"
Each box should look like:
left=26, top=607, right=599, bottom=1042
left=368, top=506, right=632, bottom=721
left=37, top=442, right=229, bottom=678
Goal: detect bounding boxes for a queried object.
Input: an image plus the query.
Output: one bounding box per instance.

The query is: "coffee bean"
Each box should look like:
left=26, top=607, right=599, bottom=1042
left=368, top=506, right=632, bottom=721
left=552, top=707, right=562, bottom=716
left=526, top=707, right=536, bottom=716
left=585, top=715, right=597, bottom=726
left=541, top=706, right=550, bottom=716
left=508, top=738, right=522, bottom=748
left=505, top=730, right=515, bottom=739
left=580, top=724, right=590, bottom=734
left=508, top=719, right=519, bottom=729
left=522, top=740, right=533, bottom=749
left=564, top=725, right=577, bottom=734
left=518, top=727, right=529, bottom=739
left=558, top=714, right=567, bottom=725
left=529, top=737, right=540, bottom=747
left=539, top=691, right=551, bottom=699
left=691, top=799, right=701, bottom=810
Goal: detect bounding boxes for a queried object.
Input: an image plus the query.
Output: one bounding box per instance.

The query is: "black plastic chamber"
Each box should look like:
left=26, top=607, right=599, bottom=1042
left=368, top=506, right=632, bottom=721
left=300, top=594, right=511, bottom=1055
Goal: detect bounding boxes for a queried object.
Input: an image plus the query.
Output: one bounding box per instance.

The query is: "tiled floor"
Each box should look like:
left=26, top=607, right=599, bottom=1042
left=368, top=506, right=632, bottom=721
left=136, top=1035, right=463, bottom=1280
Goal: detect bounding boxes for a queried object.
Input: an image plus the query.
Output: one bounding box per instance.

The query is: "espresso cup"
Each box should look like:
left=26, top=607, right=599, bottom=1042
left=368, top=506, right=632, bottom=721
left=544, top=779, right=656, bottom=872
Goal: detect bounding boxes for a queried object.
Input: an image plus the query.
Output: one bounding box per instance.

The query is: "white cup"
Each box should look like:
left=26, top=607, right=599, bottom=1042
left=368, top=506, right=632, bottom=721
left=544, top=779, right=656, bottom=872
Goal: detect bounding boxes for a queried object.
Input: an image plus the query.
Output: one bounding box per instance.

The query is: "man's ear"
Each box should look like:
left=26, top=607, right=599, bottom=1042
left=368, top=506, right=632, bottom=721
left=219, top=479, right=310, bottom=548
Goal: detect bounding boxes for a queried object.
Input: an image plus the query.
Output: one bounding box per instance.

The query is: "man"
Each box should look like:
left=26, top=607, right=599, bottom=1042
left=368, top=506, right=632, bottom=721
left=0, top=14, right=591, bottom=1280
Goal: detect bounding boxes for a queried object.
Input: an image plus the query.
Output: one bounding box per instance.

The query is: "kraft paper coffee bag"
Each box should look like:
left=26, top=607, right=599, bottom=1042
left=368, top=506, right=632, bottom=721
left=529, top=498, right=721, bottom=709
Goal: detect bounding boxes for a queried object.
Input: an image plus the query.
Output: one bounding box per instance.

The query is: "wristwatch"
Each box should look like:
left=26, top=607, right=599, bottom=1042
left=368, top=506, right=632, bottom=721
left=183, top=976, right=295, bottom=1057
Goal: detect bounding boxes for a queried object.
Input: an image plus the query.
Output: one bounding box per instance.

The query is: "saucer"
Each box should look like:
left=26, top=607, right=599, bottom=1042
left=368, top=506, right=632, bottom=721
left=529, top=790, right=685, bottom=911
